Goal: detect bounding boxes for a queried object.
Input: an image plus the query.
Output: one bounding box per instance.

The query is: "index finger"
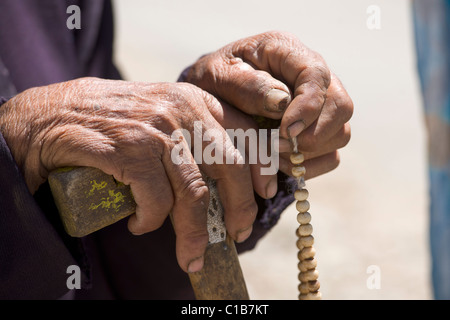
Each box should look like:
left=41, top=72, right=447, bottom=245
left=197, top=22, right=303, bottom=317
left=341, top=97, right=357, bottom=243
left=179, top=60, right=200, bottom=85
left=196, top=94, right=258, bottom=243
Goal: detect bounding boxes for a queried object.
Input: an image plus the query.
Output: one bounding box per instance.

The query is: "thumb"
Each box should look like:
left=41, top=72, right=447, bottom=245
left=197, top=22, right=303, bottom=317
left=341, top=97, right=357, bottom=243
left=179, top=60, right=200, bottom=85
left=188, top=54, right=292, bottom=119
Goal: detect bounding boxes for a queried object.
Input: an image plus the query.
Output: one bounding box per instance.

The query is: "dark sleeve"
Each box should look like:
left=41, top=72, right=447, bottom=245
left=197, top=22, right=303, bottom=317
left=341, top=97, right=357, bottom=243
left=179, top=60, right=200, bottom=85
left=177, top=67, right=296, bottom=254
left=0, top=0, right=122, bottom=299
left=0, top=127, right=82, bottom=299
left=76, top=0, right=122, bottom=80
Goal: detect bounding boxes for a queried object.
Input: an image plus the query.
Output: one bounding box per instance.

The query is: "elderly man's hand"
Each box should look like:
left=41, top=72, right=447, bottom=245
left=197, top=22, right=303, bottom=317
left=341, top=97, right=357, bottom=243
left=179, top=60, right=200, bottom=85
left=184, top=31, right=353, bottom=193
left=0, top=77, right=258, bottom=273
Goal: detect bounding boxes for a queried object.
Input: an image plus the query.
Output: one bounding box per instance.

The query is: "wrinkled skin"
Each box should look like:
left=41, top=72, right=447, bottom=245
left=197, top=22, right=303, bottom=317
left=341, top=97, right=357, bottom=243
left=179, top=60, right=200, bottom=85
left=185, top=31, right=353, bottom=196
left=0, top=31, right=353, bottom=273
left=0, top=79, right=261, bottom=272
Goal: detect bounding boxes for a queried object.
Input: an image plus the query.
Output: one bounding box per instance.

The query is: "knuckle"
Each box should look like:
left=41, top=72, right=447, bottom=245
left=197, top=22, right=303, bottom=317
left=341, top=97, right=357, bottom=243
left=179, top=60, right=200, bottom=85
left=239, top=200, right=258, bottom=221
left=329, top=77, right=354, bottom=122
left=263, top=30, right=298, bottom=44
left=300, top=133, right=318, bottom=151
left=334, top=93, right=354, bottom=122
left=200, top=89, right=220, bottom=110
left=190, top=55, right=220, bottom=88
left=342, top=97, right=354, bottom=121
left=296, top=80, right=329, bottom=112
left=129, top=215, right=164, bottom=235
left=204, top=56, right=220, bottom=77
left=182, top=177, right=210, bottom=206
left=301, top=94, right=324, bottom=117
left=176, top=82, right=218, bottom=113
left=190, top=184, right=210, bottom=205
left=150, top=109, right=178, bottom=132
left=311, top=63, right=331, bottom=90
left=166, top=82, right=195, bottom=100
left=295, top=59, right=331, bottom=93
left=339, top=124, right=352, bottom=148
left=224, top=141, right=248, bottom=167
left=240, top=31, right=297, bottom=59
left=330, top=151, right=341, bottom=169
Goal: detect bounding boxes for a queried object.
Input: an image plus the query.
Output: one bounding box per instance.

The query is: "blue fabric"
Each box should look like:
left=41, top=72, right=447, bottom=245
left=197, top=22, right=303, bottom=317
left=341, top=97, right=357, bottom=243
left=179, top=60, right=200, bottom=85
left=413, top=0, right=450, bottom=299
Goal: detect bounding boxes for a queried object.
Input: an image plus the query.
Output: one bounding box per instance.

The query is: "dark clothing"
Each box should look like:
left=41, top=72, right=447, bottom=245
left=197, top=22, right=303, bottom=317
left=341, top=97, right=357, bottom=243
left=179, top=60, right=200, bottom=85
left=0, top=0, right=294, bottom=299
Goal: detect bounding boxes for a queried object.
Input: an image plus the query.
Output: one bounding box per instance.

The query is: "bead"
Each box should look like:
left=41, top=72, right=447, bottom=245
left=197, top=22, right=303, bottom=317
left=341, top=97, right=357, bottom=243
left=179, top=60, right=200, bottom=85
left=290, top=152, right=304, bottom=164
left=298, top=224, right=313, bottom=237
left=298, top=247, right=316, bottom=260
left=299, top=258, right=317, bottom=271
left=308, top=280, right=321, bottom=292
left=294, top=189, right=309, bottom=201
left=298, top=269, right=319, bottom=282
left=298, top=282, right=310, bottom=294
left=296, top=200, right=310, bottom=213
left=291, top=145, right=320, bottom=300
left=298, top=261, right=308, bottom=273
left=296, top=212, right=311, bottom=225
left=296, top=235, right=314, bottom=248
left=292, top=165, right=306, bottom=177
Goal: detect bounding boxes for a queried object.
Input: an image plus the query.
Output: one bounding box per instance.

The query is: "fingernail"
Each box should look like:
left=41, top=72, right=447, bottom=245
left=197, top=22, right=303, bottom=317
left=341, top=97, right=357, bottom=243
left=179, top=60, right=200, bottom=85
left=236, top=226, right=253, bottom=243
left=266, top=178, right=278, bottom=199
left=264, top=89, right=291, bottom=112
left=287, top=120, right=306, bottom=138
left=187, top=256, right=204, bottom=273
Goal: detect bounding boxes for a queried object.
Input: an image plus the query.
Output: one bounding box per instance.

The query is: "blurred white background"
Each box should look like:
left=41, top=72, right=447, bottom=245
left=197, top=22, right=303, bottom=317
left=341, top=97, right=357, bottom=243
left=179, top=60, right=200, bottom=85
left=112, top=0, right=431, bottom=299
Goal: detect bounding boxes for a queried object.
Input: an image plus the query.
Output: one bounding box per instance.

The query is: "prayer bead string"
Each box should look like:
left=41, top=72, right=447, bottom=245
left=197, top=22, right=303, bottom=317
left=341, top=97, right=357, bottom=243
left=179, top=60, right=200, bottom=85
left=291, top=137, right=321, bottom=300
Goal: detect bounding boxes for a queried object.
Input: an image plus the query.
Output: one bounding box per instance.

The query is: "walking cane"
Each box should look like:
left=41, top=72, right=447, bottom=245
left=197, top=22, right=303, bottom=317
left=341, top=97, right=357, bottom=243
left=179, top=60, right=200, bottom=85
left=48, top=121, right=321, bottom=300
left=48, top=166, right=249, bottom=300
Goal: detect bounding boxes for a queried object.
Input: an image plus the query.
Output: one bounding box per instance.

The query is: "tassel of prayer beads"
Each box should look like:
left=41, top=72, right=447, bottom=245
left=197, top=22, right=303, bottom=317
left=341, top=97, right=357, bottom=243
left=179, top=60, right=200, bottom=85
left=291, top=139, right=322, bottom=301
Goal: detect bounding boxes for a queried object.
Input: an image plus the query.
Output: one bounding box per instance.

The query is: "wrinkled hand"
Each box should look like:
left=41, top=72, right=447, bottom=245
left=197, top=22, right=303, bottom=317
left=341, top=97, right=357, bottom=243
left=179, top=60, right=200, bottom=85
left=0, top=78, right=259, bottom=272
left=184, top=31, right=353, bottom=195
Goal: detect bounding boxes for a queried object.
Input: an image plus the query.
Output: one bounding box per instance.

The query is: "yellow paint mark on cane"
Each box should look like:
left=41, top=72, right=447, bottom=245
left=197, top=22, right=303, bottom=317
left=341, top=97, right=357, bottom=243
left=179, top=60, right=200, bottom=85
left=87, top=180, right=108, bottom=197
left=88, top=189, right=125, bottom=212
